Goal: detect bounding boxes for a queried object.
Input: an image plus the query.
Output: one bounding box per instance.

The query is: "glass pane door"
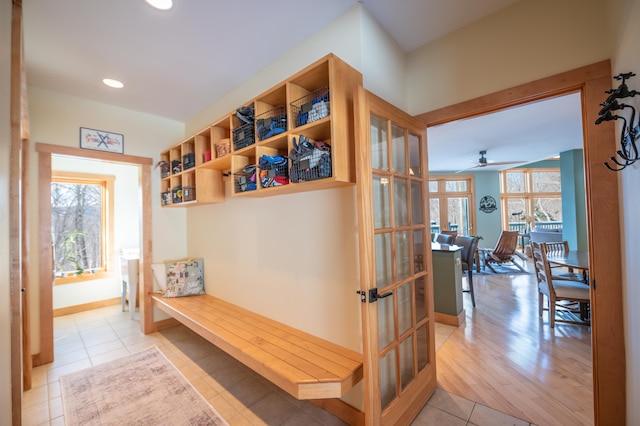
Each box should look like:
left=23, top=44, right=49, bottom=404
left=447, top=197, right=470, bottom=235
left=356, top=86, right=436, bottom=425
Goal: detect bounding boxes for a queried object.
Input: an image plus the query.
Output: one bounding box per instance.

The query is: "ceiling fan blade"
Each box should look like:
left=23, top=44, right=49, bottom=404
left=485, top=160, right=526, bottom=166
left=456, top=159, right=525, bottom=173
left=455, top=164, right=483, bottom=173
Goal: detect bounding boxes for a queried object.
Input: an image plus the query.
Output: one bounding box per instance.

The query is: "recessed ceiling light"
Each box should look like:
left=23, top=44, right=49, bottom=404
left=102, top=78, right=124, bottom=89
left=145, top=0, right=173, bottom=10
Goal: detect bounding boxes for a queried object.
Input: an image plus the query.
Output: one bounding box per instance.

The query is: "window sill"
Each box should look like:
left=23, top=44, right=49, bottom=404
left=54, top=271, right=113, bottom=285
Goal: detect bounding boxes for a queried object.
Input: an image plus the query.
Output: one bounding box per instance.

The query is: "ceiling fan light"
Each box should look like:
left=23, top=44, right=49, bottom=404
left=145, top=0, right=173, bottom=10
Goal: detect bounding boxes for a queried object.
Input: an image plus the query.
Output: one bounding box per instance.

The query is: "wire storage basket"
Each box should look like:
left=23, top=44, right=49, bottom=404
left=234, top=164, right=257, bottom=193
left=289, top=135, right=332, bottom=183
left=233, top=106, right=255, bottom=150
left=182, top=185, right=196, bottom=202
left=172, top=185, right=183, bottom=203
left=233, top=123, right=255, bottom=150
left=171, top=159, right=182, bottom=174
left=161, top=191, right=171, bottom=206
left=258, top=155, right=289, bottom=188
left=183, top=152, right=195, bottom=170
left=290, top=86, right=330, bottom=128
left=160, top=161, right=171, bottom=178
left=256, top=106, right=287, bottom=141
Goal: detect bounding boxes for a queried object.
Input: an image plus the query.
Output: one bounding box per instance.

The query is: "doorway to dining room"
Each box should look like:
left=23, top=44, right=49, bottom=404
left=417, top=60, right=625, bottom=425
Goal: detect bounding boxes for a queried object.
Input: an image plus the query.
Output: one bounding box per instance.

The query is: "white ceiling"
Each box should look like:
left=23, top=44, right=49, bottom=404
left=22, top=0, right=583, bottom=171
left=427, top=92, right=584, bottom=173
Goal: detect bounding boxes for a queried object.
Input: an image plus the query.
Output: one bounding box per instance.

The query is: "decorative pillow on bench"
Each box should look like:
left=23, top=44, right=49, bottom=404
left=158, top=258, right=205, bottom=297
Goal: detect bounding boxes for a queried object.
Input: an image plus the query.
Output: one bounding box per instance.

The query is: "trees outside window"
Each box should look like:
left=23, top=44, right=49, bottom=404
left=51, top=172, right=114, bottom=283
left=429, top=175, right=475, bottom=236
left=500, top=168, right=562, bottom=233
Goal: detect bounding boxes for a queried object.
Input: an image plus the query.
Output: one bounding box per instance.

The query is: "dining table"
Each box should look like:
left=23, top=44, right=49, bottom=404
left=546, top=249, right=590, bottom=322
left=546, top=250, right=590, bottom=284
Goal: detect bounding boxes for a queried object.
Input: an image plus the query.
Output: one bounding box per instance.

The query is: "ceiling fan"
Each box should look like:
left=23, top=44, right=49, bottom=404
left=457, top=150, right=525, bottom=173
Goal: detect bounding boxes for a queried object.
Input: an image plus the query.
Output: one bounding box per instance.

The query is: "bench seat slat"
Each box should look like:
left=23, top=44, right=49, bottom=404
left=151, top=293, right=363, bottom=400
left=181, top=305, right=343, bottom=381
left=192, top=297, right=360, bottom=377
left=206, top=297, right=362, bottom=364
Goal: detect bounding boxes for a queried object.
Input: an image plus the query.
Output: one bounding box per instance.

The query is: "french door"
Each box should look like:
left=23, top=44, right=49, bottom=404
left=428, top=175, right=475, bottom=236
left=355, top=86, right=436, bottom=425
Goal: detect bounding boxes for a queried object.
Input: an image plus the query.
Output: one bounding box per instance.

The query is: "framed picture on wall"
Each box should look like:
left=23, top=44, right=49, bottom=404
left=79, top=127, right=124, bottom=154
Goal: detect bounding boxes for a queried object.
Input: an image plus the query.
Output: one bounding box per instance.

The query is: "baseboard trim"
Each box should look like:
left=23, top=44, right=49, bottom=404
left=311, top=398, right=364, bottom=426
left=435, top=310, right=466, bottom=327
left=53, top=297, right=121, bottom=317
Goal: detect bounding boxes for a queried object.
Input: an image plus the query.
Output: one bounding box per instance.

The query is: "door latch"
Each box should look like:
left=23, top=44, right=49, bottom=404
left=356, top=288, right=392, bottom=303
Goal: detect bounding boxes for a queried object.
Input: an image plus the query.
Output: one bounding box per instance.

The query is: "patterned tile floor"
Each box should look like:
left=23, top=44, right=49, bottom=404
left=22, top=305, right=534, bottom=425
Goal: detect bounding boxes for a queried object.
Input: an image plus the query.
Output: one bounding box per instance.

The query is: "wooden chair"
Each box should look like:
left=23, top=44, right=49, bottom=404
left=435, top=233, right=454, bottom=245
left=531, top=242, right=590, bottom=328
left=454, top=235, right=480, bottom=307
left=441, top=230, right=458, bottom=238
left=483, top=230, right=527, bottom=273
left=539, top=240, right=585, bottom=282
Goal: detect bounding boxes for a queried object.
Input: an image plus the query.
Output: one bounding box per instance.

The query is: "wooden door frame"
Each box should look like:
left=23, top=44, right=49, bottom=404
left=10, top=1, right=27, bottom=424
left=355, top=87, right=437, bottom=425
left=415, top=59, right=625, bottom=425
left=34, top=143, right=154, bottom=366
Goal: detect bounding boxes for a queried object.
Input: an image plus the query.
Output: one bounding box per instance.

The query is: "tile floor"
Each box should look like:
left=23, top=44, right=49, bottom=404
left=22, top=305, right=535, bottom=425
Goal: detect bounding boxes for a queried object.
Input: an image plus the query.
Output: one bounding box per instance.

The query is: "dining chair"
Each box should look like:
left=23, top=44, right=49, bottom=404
left=435, top=233, right=455, bottom=244
left=483, top=230, right=527, bottom=272
left=441, top=230, right=458, bottom=238
left=454, top=235, right=480, bottom=307
left=531, top=242, right=590, bottom=328
left=539, top=240, right=585, bottom=282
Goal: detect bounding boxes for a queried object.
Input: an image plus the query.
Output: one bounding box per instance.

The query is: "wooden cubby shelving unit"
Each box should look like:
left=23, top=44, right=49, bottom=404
left=159, top=53, right=363, bottom=206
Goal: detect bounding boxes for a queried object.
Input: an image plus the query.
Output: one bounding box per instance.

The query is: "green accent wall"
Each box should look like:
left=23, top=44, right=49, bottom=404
left=560, top=149, right=588, bottom=250
left=473, top=171, right=502, bottom=249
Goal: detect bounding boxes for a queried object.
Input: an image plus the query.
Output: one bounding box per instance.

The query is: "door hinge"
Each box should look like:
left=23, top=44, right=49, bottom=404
left=357, top=288, right=393, bottom=303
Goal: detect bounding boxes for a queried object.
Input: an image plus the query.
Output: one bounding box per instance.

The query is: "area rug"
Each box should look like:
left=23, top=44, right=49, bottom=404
left=477, top=263, right=532, bottom=275
left=60, top=346, right=228, bottom=426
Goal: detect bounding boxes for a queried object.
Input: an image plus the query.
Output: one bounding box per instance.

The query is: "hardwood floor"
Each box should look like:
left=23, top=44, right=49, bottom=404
left=437, top=264, right=593, bottom=426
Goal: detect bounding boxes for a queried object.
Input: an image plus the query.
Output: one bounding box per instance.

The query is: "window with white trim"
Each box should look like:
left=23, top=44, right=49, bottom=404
left=500, top=168, right=562, bottom=233
left=51, top=172, right=114, bottom=284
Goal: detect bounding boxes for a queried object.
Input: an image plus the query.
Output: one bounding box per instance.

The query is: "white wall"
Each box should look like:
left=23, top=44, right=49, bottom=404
left=183, top=4, right=408, bottom=352
left=51, top=156, right=141, bottom=309
left=27, top=87, right=187, bottom=351
left=607, top=0, right=640, bottom=422
left=359, top=7, right=408, bottom=111
left=1, top=0, right=13, bottom=422
left=186, top=5, right=366, bottom=135
left=406, top=0, right=610, bottom=116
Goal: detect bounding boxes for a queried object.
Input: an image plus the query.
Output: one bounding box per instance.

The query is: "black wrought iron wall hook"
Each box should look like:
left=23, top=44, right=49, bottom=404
left=595, top=72, right=640, bottom=171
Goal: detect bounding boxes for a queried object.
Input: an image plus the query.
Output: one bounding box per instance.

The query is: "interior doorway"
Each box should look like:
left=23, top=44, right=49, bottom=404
left=34, top=143, right=153, bottom=367
left=416, top=60, right=625, bottom=425
left=49, top=156, right=141, bottom=315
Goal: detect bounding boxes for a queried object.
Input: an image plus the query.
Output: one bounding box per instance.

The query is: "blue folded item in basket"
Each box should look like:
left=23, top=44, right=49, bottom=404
left=265, top=127, right=285, bottom=138
left=257, top=113, right=287, bottom=140
left=297, top=111, right=308, bottom=127
left=259, top=155, right=287, bottom=166
left=258, top=125, right=285, bottom=140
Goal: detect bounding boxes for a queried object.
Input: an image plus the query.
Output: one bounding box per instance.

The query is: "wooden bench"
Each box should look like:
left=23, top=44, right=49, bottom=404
left=151, top=293, right=363, bottom=400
